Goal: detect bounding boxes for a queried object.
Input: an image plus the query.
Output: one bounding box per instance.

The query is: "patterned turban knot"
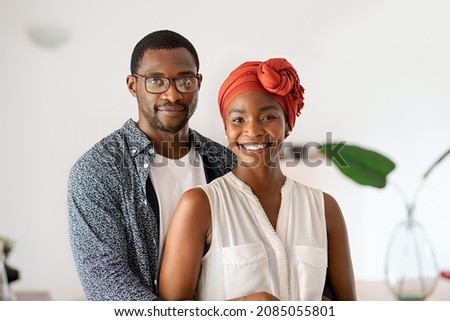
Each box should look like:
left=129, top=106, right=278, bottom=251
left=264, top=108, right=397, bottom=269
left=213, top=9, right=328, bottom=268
left=218, top=58, right=305, bottom=130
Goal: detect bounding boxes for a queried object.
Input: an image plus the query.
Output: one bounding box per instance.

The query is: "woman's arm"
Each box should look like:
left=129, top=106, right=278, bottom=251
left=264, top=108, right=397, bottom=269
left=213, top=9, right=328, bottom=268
left=159, top=187, right=280, bottom=301
left=323, top=192, right=357, bottom=300
left=159, top=187, right=211, bottom=300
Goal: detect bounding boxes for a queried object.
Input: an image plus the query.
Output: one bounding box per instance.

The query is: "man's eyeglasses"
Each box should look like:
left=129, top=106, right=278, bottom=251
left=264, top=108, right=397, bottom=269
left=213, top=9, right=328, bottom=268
left=133, top=74, right=201, bottom=94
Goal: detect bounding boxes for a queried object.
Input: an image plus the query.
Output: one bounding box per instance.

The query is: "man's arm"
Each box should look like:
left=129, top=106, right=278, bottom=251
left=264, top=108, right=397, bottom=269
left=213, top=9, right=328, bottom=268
left=68, top=155, right=159, bottom=301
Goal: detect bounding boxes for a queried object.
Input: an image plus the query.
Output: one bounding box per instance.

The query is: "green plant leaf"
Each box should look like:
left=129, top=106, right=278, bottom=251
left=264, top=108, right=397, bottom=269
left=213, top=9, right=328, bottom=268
left=318, top=143, right=396, bottom=188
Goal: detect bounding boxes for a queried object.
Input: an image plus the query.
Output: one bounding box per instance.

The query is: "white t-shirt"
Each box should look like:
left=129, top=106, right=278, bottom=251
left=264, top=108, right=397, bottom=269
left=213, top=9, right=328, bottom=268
left=150, top=146, right=206, bottom=264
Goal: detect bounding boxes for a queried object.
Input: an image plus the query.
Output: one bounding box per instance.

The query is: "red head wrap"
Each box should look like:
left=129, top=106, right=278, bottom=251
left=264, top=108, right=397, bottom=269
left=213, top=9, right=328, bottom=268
left=218, top=58, right=304, bottom=130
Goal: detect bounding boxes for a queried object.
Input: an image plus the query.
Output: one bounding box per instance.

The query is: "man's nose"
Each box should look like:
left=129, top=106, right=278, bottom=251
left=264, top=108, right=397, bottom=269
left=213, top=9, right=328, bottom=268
left=161, top=82, right=183, bottom=102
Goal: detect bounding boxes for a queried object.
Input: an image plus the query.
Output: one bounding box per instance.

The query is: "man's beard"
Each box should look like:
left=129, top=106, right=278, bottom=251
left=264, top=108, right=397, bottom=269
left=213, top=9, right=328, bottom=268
left=140, top=95, right=198, bottom=134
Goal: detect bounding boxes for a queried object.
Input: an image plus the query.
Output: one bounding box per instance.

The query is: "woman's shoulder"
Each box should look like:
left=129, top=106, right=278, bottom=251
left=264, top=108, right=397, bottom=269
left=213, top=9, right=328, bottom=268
left=287, top=179, right=338, bottom=208
left=288, top=177, right=323, bottom=195
left=171, top=187, right=212, bottom=230
left=198, top=172, right=234, bottom=193
left=181, top=186, right=210, bottom=205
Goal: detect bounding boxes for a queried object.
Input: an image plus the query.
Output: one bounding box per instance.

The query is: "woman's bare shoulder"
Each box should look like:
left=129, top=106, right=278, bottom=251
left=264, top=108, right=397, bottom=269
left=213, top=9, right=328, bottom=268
left=172, top=186, right=211, bottom=222
left=180, top=186, right=209, bottom=205
left=322, top=192, right=346, bottom=230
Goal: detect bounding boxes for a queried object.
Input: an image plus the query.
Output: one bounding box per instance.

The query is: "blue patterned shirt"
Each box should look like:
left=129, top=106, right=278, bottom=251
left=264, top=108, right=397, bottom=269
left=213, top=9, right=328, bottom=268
left=68, top=119, right=234, bottom=300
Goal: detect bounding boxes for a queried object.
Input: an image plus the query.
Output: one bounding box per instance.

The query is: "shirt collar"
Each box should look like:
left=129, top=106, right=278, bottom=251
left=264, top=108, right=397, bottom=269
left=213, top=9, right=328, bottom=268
left=121, top=119, right=154, bottom=157
left=122, top=118, right=203, bottom=157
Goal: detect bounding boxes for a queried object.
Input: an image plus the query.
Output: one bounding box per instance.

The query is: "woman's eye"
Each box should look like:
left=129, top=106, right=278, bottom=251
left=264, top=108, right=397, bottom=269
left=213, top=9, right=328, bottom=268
left=262, top=114, right=276, bottom=121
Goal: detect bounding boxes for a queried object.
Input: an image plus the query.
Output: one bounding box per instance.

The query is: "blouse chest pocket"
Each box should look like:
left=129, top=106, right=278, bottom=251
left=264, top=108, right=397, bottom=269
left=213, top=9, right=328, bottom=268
left=294, top=245, right=328, bottom=300
left=221, top=243, right=271, bottom=299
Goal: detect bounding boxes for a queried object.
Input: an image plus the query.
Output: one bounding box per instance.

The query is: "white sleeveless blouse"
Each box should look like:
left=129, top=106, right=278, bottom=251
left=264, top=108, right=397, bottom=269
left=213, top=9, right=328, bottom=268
left=196, top=172, right=327, bottom=301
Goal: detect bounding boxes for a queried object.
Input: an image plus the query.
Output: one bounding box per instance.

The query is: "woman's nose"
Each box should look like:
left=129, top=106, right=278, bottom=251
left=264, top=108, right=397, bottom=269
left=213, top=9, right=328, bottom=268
left=244, top=120, right=264, bottom=137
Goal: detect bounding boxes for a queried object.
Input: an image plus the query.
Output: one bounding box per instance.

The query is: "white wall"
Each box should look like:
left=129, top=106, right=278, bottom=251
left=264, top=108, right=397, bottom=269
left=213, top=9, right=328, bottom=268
left=1, top=0, right=449, bottom=300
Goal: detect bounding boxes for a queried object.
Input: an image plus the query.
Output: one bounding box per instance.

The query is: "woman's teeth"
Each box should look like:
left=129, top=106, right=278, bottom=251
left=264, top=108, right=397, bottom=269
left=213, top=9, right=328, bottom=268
left=241, top=143, right=269, bottom=151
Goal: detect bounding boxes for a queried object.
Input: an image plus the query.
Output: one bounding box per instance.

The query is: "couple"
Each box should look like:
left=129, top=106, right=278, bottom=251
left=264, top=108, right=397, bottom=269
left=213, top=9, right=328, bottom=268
left=67, top=29, right=356, bottom=301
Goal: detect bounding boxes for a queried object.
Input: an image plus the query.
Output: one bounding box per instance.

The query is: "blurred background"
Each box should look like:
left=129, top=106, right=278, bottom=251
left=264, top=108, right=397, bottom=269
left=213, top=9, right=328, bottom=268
left=0, top=0, right=449, bottom=300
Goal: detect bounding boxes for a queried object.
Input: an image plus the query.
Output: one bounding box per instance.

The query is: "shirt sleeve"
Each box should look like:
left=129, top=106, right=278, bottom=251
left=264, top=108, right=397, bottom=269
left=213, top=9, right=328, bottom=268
left=67, top=150, right=159, bottom=301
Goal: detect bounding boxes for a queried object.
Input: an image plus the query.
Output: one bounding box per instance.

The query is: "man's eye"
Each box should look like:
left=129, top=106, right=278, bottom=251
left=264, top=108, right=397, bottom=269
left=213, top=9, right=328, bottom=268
left=178, top=77, right=194, bottom=87
left=148, top=78, right=165, bottom=87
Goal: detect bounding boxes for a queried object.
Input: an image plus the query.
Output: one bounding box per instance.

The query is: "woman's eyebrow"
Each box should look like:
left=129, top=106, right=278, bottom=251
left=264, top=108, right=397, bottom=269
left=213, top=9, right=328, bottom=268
left=228, top=105, right=279, bottom=115
left=228, top=108, right=246, bottom=115
left=259, top=105, right=279, bottom=112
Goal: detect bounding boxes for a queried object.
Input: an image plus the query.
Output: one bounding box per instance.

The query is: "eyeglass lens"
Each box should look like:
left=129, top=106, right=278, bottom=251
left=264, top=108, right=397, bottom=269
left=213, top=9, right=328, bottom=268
left=146, top=76, right=198, bottom=93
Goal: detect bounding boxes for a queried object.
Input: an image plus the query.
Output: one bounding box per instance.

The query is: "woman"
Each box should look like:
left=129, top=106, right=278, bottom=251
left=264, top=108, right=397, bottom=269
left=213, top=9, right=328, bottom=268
left=159, top=58, right=356, bottom=301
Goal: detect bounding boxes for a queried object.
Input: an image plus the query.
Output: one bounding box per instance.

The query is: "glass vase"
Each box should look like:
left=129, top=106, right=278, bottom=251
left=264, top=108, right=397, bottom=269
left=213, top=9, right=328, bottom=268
left=385, top=209, right=439, bottom=300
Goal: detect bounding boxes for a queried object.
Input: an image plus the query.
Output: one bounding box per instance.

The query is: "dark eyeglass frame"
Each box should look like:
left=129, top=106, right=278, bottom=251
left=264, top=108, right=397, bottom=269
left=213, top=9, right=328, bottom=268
left=133, top=73, right=201, bottom=94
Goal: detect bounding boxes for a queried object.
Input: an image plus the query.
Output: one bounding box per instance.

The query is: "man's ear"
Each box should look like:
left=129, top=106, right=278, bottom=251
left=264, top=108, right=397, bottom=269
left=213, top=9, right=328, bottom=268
left=197, top=73, right=203, bottom=90
left=126, top=75, right=137, bottom=97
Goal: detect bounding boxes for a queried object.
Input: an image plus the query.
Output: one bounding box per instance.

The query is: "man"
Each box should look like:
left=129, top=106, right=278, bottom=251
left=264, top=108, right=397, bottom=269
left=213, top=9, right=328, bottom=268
left=68, top=30, right=234, bottom=300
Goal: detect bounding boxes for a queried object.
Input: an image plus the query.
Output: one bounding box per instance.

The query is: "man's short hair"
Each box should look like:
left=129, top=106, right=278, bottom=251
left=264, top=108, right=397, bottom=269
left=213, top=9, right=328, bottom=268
left=130, top=29, right=200, bottom=74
